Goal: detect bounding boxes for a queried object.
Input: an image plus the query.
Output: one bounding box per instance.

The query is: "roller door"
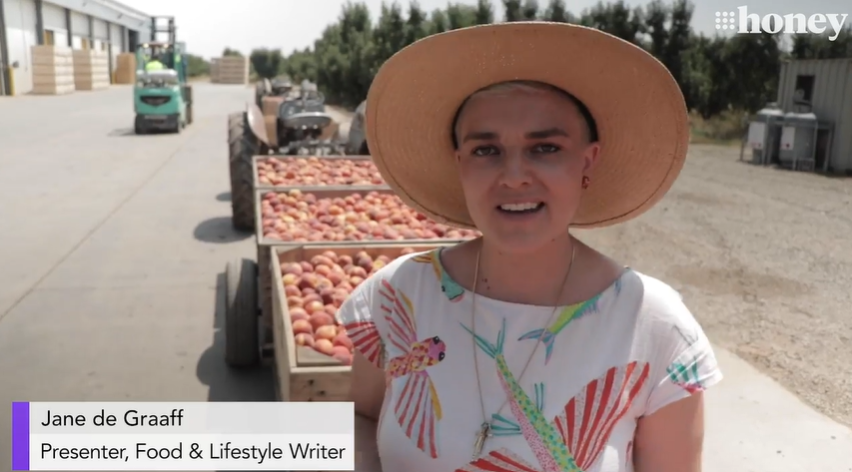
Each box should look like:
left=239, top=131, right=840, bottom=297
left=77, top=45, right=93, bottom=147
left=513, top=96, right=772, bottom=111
left=70, top=10, right=88, bottom=49
left=42, top=2, right=68, bottom=47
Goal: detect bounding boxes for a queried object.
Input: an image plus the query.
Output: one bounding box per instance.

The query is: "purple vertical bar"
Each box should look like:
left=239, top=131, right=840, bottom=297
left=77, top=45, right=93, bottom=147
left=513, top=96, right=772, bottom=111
left=12, top=402, right=30, bottom=471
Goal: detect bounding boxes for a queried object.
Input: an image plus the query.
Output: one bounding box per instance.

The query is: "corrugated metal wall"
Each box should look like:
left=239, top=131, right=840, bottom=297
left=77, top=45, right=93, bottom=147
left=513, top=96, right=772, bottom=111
left=777, top=59, right=852, bottom=172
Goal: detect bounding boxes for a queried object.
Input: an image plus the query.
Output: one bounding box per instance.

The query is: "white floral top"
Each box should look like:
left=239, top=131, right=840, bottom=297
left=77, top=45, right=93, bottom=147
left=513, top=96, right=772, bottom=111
left=338, top=249, right=723, bottom=472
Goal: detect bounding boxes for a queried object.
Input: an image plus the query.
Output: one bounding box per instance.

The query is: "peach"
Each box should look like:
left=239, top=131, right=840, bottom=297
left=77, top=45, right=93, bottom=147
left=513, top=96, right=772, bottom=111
left=315, top=325, right=337, bottom=341
left=292, top=319, right=312, bottom=336
left=304, top=300, right=325, bottom=315
left=282, top=273, right=298, bottom=286
left=281, top=262, right=303, bottom=275
left=314, top=338, right=335, bottom=356
left=289, top=308, right=309, bottom=322
left=333, top=332, right=353, bottom=350
left=309, top=312, right=334, bottom=331
left=332, top=346, right=352, bottom=365
left=294, top=333, right=315, bottom=348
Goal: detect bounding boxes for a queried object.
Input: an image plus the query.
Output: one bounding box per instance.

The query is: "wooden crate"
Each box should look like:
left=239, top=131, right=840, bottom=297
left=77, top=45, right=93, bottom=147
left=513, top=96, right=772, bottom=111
left=254, top=186, right=475, bottom=339
left=211, top=56, right=249, bottom=84
left=114, top=53, right=136, bottom=84
left=31, top=45, right=74, bottom=95
left=72, top=49, right=110, bottom=91
left=252, top=155, right=380, bottom=190
left=270, top=243, right=457, bottom=401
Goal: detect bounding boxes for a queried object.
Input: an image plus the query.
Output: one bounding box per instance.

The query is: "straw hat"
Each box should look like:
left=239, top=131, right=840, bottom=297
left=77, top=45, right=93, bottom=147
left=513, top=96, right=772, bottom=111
left=365, top=22, right=689, bottom=229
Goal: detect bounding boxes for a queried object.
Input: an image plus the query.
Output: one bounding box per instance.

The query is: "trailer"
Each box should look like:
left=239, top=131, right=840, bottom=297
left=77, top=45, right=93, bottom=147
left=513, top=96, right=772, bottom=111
left=221, top=157, right=478, bottom=399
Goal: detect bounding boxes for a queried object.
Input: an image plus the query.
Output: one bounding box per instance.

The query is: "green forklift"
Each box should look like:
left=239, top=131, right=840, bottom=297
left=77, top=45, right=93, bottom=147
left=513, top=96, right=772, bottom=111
left=133, top=16, right=193, bottom=134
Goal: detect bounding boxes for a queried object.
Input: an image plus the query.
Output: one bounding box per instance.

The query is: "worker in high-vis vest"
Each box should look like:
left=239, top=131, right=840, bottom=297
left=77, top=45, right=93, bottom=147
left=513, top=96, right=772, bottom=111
left=145, top=56, right=165, bottom=72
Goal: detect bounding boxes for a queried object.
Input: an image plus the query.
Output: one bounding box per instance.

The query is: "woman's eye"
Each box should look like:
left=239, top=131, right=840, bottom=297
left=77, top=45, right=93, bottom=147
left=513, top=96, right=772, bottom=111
left=533, top=143, right=561, bottom=153
left=472, top=146, right=499, bottom=156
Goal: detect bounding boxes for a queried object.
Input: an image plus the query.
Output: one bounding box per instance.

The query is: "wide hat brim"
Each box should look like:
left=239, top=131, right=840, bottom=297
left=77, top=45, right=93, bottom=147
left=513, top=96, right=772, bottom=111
left=365, top=22, right=689, bottom=230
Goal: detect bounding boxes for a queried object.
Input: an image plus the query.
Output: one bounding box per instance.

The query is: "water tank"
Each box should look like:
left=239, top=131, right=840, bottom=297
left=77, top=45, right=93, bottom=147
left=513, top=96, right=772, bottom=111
left=747, top=103, right=784, bottom=165
left=779, top=112, right=818, bottom=168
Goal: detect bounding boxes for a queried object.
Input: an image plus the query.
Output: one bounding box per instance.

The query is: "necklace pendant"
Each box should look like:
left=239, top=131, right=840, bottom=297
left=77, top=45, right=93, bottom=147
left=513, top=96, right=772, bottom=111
left=472, top=422, right=491, bottom=459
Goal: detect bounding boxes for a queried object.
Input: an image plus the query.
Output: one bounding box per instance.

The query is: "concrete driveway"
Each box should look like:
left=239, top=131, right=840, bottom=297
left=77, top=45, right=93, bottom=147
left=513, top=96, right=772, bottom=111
left=0, top=84, right=850, bottom=472
left=0, top=84, right=274, bottom=467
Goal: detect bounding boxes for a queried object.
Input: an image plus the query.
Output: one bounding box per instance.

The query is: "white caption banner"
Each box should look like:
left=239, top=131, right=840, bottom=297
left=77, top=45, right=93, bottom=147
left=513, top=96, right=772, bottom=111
left=21, top=402, right=355, bottom=471
left=31, top=434, right=353, bottom=471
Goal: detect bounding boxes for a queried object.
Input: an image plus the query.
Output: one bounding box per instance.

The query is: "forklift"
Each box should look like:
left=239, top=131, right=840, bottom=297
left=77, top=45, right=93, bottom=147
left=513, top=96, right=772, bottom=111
left=133, top=16, right=193, bottom=134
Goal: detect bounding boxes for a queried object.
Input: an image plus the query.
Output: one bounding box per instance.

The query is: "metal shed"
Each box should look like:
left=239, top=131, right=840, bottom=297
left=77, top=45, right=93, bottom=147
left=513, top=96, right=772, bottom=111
left=776, top=58, right=852, bottom=173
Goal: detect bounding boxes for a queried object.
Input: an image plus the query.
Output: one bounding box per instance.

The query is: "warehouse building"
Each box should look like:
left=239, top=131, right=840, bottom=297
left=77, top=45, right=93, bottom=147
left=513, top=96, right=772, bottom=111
left=776, top=58, right=852, bottom=173
left=0, top=0, right=152, bottom=95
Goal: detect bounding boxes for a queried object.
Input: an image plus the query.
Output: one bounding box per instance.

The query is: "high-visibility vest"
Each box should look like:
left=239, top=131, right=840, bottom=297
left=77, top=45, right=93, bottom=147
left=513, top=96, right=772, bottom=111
left=145, top=60, right=165, bottom=71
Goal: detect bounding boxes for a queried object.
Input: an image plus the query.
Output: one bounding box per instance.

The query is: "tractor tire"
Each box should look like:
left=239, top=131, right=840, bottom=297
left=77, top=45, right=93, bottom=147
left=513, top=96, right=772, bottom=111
left=224, top=258, right=260, bottom=368
left=359, top=141, right=369, bottom=156
left=186, top=103, right=194, bottom=125
left=228, top=112, right=258, bottom=232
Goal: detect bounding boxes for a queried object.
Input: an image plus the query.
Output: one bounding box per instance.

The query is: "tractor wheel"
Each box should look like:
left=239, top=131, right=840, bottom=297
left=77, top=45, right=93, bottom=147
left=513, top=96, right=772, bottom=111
left=228, top=112, right=258, bottom=232
left=224, top=258, right=260, bottom=368
left=186, top=103, right=194, bottom=125
left=359, top=141, right=369, bottom=155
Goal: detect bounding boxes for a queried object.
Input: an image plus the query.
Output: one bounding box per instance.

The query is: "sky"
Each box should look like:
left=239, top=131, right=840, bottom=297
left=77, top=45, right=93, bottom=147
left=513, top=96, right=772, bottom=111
left=118, top=0, right=849, bottom=59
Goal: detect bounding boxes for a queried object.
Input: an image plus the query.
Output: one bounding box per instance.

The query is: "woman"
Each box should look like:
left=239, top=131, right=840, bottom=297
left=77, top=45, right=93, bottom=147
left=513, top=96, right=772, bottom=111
left=338, top=21, right=722, bottom=472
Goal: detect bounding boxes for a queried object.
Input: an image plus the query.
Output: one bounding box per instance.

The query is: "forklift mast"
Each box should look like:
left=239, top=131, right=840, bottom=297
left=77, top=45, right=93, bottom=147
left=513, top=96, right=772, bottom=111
left=150, top=16, right=176, bottom=45
left=144, top=16, right=187, bottom=83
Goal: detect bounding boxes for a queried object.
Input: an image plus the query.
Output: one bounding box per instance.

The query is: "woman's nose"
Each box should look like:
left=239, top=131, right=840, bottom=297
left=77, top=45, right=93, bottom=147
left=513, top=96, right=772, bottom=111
left=498, top=151, right=532, bottom=188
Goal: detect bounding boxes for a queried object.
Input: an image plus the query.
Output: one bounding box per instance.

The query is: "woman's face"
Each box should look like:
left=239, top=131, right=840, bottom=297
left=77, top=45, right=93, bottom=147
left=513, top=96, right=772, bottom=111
left=454, top=85, right=601, bottom=253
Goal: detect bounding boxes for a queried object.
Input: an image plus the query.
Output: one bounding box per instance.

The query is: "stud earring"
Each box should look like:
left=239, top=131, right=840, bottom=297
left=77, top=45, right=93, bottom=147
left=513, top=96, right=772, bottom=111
left=581, top=176, right=590, bottom=189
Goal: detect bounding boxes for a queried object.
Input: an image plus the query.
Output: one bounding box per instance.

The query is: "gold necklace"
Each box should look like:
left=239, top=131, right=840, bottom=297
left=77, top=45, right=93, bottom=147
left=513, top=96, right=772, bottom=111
left=470, top=238, right=577, bottom=459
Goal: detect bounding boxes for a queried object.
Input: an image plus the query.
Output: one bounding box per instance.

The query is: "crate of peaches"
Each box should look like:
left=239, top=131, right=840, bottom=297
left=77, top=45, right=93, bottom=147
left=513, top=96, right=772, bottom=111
left=270, top=244, right=456, bottom=401
left=257, top=189, right=480, bottom=244
left=253, top=156, right=386, bottom=189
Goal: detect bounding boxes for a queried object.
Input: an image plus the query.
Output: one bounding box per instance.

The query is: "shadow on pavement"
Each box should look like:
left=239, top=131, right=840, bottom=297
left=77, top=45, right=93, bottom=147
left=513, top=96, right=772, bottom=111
left=216, top=191, right=231, bottom=202
left=108, top=128, right=176, bottom=137
left=107, top=128, right=137, bottom=137
left=193, top=216, right=252, bottom=244
left=196, top=272, right=274, bottom=402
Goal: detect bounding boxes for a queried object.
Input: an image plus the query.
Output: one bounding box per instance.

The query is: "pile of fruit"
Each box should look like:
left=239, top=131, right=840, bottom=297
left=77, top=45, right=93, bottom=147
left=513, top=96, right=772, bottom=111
left=284, top=248, right=420, bottom=365
left=256, top=157, right=384, bottom=187
left=260, top=190, right=480, bottom=242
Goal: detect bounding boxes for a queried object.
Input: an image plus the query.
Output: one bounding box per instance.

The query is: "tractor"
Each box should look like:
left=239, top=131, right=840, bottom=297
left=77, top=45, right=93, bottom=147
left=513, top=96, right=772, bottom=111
left=133, top=17, right=193, bottom=134
left=227, top=80, right=344, bottom=231
left=253, top=76, right=295, bottom=108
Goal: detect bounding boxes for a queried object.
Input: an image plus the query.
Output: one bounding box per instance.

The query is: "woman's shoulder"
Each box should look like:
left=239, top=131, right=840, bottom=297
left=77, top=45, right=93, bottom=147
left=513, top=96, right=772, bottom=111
left=620, top=270, right=692, bottom=325
left=619, top=270, right=723, bottom=413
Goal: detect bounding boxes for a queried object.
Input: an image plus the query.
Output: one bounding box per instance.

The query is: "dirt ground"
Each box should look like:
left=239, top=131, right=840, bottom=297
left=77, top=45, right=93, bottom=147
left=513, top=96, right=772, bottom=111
left=580, top=144, right=852, bottom=428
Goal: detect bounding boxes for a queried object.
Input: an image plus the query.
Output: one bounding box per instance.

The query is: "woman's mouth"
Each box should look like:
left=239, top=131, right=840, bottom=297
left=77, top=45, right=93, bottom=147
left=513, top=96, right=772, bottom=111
left=496, top=202, right=545, bottom=214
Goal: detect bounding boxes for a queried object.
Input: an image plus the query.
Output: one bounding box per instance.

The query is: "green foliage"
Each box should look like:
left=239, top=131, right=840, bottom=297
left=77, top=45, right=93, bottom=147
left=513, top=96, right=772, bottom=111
left=272, top=0, right=852, bottom=115
left=184, top=54, right=209, bottom=77
left=250, top=48, right=284, bottom=79
left=222, top=47, right=243, bottom=57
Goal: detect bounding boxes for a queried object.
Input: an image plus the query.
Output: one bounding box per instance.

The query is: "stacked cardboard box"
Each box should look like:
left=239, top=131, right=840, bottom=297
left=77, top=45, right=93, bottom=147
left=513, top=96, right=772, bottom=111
left=210, top=58, right=220, bottom=82
left=114, top=53, right=136, bottom=84
left=73, top=49, right=110, bottom=91
left=212, top=56, right=248, bottom=84
left=30, top=45, right=75, bottom=95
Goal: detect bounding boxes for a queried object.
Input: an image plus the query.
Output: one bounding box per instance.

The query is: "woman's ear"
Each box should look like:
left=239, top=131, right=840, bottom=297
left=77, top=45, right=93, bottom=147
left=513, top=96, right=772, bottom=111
left=582, top=142, right=602, bottom=174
